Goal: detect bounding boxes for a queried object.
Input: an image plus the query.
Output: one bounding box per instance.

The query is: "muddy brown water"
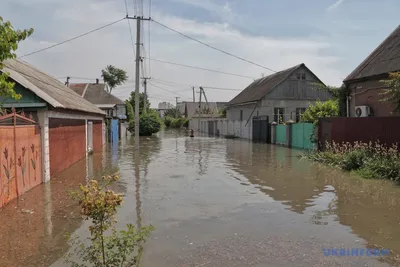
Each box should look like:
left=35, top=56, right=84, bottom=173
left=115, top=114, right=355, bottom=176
left=1, top=130, right=400, bottom=267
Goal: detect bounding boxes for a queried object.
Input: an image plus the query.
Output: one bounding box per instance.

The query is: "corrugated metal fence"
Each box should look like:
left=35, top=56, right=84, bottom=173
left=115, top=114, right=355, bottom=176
left=319, top=117, right=400, bottom=149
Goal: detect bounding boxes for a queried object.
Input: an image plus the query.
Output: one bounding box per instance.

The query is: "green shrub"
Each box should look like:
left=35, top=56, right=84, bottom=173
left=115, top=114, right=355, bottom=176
left=163, top=116, right=173, bottom=128
left=128, top=111, right=161, bottom=136
left=301, top=99, right=339, bottom=125
left=183, top=118, right=189, bottom=128
left=170, top=118, right=184, bottom=128
left=306, top=141, right=400, bottom=182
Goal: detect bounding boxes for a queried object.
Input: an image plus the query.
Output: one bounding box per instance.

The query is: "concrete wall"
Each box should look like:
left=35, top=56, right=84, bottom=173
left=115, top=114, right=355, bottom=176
left=190, top=118, right=252, bottom=140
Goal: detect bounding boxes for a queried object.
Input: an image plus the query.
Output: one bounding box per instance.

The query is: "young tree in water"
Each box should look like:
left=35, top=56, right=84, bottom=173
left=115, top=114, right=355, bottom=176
left=128, top=92, right=150, bottom=116
left=380, top=72, right=400, bottom=113
left=101, top=65, right=128, bottom=94
left=0, top=17, right=34, bottom=100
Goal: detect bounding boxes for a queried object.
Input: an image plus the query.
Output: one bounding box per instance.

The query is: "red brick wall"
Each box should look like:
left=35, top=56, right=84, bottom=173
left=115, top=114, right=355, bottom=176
left=92, top=121, right=103, bottom=151
left=49, top=119, right=86, bottom=176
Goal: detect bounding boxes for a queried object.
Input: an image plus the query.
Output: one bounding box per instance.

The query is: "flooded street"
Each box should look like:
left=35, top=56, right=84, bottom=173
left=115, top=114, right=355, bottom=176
left=1, top=130, right=400, bottom=266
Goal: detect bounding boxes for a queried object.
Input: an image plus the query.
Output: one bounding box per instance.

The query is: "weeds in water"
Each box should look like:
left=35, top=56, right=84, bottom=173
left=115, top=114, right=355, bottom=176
left=65, top=174, right=154, bottom=267
left=306, top=141, right=400, bottom=181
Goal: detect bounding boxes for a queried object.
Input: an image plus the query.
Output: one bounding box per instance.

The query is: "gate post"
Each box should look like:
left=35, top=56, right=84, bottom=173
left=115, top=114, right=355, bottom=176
left=286, top=120, right=295, bottom=148
left=271, top=121, right=277, bottom=144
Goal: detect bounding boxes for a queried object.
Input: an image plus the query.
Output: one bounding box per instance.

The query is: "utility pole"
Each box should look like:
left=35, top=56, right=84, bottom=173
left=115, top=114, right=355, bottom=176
left=192, top=86, right=195, bottom=102
left=141, top=77, right=151, bottom=114
left=175, top=97, right=180, bottom=117
left=126, top=15, right=151, bottom=148
left=198, top=90, right=202, bottom=132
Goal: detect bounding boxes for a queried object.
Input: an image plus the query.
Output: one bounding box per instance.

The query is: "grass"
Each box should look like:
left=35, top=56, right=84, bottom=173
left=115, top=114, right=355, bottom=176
left=306, top=141, right=400, bottom=182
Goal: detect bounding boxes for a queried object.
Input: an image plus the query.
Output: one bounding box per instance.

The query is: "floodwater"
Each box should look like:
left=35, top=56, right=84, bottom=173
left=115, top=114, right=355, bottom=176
left=1, top=130, right=400, bottom=267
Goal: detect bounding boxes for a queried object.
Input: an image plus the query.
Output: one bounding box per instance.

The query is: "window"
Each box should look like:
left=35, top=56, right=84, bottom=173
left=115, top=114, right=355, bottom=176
left=301, top=73, right=306, bottom=80
left=274, top=108, right=285, bottom=123
left=296, top=108, right=307, bottom=122
left=240, top=110, right=243, bottom=121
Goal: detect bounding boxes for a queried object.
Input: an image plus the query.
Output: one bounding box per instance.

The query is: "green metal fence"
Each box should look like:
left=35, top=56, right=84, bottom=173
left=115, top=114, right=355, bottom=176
left=276, top=124, right=286, bottom=145
left=291, top=123, right=314, bottom=150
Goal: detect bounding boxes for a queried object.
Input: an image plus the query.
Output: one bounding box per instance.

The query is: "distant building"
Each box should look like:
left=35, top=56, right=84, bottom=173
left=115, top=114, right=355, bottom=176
left=344, top=24, right=400, bottom=117
left=177, top=101, right=228, bottom=118
left=157, top=102, right=174, bottom=118
left=226, top=63, right=330, bottom=123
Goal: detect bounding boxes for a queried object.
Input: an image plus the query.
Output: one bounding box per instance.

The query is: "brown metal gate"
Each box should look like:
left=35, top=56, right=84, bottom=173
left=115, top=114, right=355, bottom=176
left=0, top=109, right=42, bottom=208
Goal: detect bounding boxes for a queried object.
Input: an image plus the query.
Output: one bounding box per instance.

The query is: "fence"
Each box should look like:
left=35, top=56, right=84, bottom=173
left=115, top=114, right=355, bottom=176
left=319, top=117, right=400, bottom=149
left=0, top=110, right=42, bottom=208
left=272, top=122, right=315, bottom=150
left=189, top=118, right=253, bottom=139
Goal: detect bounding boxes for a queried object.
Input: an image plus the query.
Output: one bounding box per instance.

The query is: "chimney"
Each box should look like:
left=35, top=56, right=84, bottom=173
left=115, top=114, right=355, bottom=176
left=96, top=78, right=99, bottom=84
left=65, top=76, right=70, bottom=87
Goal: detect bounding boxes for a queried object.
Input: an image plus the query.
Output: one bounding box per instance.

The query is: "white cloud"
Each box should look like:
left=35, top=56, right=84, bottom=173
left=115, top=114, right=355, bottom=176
left=12, top=0, right=344, bottom=108
left=327, top=0, right=346, bottom=11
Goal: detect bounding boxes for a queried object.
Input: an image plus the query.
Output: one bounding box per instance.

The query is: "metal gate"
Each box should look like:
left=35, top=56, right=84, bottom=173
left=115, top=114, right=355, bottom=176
left=252, top=116, right=270, bottom=143
left=111, top=119, right=119, bottom=143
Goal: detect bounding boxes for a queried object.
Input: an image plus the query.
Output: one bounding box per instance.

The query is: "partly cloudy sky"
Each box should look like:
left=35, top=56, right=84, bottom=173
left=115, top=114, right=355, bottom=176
left=3, top=0, right=400, bottom=107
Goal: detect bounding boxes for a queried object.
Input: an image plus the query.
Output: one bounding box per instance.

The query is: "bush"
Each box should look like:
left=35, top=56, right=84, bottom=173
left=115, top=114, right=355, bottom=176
left=163, top=116, right=173, bottom=128
left=183, top=118, right=189, bottom=128
left=170, top=118, right=185, bottom=128
left=306, top=141, right=400, bottom=182
left=129, top=111, right=161, bottom=136
left=301, top=100, right=339, bottom=125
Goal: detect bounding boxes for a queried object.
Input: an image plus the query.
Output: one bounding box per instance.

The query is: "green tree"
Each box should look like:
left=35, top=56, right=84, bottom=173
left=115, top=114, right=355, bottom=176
left=128, top=92, right=150, bottom=116
left=380, top=72, right=400, bottom=113
left=129, top=110, right=161, bottom=136
left=0, top=17, right=34, bottom=101
left=301, top=99, right=339, bottom=125
left=163, top=108, right=181, bottom=118
left=101, top=65, right=128, bottom=94
left=312, top=83, right=349, bottom=117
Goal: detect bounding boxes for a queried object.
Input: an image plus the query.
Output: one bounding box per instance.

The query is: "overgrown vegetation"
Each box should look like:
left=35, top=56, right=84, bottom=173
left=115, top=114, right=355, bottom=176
left=300, top=99, right=339, bottom=125
left=127, top=92, right=150, bottom=119
left=306, top=141, right=400, bottom=181
left=129, top=109, right=162, bottom=136
left=312, top=83, right=349, bottom=117
left=65, top=174, right=154, bottom=267
left=380, top=72, right=400, bottom=113
left=0, top=17, right=34, bottom=101
left=163, top=108, right=180, bottom=118
left=165, top=117, right=189, bottom=129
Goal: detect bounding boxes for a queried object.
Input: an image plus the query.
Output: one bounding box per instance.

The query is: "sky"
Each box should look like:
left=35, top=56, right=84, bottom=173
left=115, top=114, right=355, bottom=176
left=3, top=0, right=400, bottom=108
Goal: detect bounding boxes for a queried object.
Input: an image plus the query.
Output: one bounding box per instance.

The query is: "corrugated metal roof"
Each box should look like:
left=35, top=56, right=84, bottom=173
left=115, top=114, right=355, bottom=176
left=2, top=59, right=104, bottom=115
left=344, top=25, right=400, bottom=83
left=70, top=83, right=124, bottom=105
left=227, top=64, right=303, bottom=106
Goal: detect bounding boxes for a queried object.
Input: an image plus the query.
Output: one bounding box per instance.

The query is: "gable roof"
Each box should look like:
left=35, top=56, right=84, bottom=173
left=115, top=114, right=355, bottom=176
left=69, top=83, right=124, bottom=106
left=2, top=59, right=104, bottom=115
left=344, top=25, right=400, bottom=83
left=228, top=63, right=318, bottom=106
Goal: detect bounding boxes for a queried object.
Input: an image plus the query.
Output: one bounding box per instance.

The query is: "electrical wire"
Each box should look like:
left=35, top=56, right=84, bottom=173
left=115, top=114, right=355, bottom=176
left=124, top=0, right=136, bottom=59
left=148, top=82, right=188, bottom=97
left=151, top=19, right=277, bottom=73
left=151, top=77, right=242, bottom=91
left=18, top=18, right=126, bottom=58
left=146, top=57, right=255, bottom=79
left=148, top=0, right=152, bottom=76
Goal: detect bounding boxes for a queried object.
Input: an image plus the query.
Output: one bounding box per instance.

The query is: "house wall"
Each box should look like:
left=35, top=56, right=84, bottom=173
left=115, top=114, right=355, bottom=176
left=227, top=66, right=331, bottom=122
left=347, top=78, right=398, bottom=117
left=92, top=121, right=103, bottom=151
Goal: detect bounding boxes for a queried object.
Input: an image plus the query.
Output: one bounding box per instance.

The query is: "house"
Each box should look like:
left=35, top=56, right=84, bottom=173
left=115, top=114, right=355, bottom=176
left=226, top=63, right=330, bottom=123
left=157, top=102, right=174, bottom=118
left=0, top=59, right=106, bottom=183
left=177, top=101, right=228, bottom=118
left=343, top=25, right=400, bottom=117
left=69, top=80, right=127, bottom=120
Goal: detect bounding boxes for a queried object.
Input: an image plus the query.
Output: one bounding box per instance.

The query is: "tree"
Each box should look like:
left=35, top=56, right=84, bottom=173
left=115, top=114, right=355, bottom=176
left=300, top=99, right=339, bottom=125
left=127, top=92, right=150, bottom=116
left=128, top=110, right=161, bottom=136
left=380, top=72, right=400, bottom=113
left=163, top=108, right=181, bottom=118
left=0, top=17, right=34, bottom=101
left=312, top=83, right=349, bottom=117
left=101, top=65, right=128, bottom=93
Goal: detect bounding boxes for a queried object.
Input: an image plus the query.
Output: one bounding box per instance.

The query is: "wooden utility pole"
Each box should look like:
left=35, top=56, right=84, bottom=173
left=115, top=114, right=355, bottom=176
left=126, top=15, right=151, bottom=148
left=192, top=86, right=195, bottom=102
left=198, top=90, right=202, bottom=132
left=175, top=97, right=180, bottom=117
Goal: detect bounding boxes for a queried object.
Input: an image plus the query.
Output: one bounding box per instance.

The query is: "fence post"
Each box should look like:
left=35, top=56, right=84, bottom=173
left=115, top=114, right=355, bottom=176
left=286, top=120, right=295, bottom=148
left=271, top=121, right=277, bottom=144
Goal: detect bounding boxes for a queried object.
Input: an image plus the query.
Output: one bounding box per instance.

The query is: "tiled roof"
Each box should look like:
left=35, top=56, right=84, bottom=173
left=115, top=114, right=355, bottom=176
left=2, top=59, right=104, bottom=115
left=344, top=25, right=400, bottom=82
left=69, top=83, right=124, bottom=105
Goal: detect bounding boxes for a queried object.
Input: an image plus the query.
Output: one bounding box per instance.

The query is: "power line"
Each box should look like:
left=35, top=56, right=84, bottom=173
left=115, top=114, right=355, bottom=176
left=146, top=57, right=255, bottom=79
left=202, top=86, right=242, bottom=91
left=148, top=82, right=188, bottom=97
left=151, top=19, right=277, bottom=73
left=124, top=0, right=136, bottom=59
left=18, top=18, right=126, bottom=58
left=151, top=77, right=242, bottom=91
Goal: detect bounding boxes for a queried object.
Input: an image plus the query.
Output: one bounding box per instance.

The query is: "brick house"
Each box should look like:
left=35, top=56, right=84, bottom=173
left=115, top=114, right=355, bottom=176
left=1, top=59, right=106, bottom=182
left=344, top=25, right=400, bottom=117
